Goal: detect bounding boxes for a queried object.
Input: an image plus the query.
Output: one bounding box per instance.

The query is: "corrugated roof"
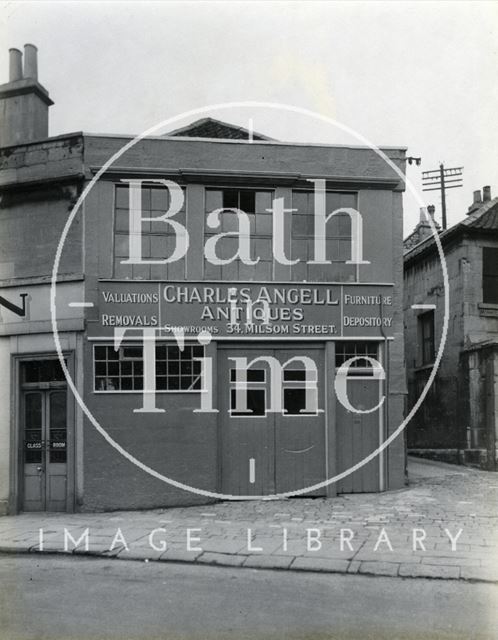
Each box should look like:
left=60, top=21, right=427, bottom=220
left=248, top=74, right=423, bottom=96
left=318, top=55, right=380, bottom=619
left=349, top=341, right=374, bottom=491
left=165, top=117, right=274, bottom=141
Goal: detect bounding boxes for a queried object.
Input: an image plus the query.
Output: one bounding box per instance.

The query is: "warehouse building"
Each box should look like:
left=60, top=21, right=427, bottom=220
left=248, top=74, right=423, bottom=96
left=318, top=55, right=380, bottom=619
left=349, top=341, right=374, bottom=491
left=0, top=45, right=407, bottom=513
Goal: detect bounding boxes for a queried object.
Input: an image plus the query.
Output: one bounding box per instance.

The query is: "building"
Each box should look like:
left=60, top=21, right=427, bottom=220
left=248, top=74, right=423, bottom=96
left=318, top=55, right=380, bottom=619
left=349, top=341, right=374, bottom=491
left=0, top=45, right=407, bottom=514
left=404, top=190, right=498, bottom=470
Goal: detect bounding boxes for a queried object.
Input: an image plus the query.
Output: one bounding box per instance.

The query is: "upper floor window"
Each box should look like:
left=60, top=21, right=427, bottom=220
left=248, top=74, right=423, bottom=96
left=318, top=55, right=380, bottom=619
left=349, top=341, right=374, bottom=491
left=113, top=184, right=186, bottom=280
left=482, top=247, right=498, bottom=304
left=291, top=190, right=356, bottom=282
left=418, top=311, right=435, bottom=366
left=204, top=188, right=274, bottom=281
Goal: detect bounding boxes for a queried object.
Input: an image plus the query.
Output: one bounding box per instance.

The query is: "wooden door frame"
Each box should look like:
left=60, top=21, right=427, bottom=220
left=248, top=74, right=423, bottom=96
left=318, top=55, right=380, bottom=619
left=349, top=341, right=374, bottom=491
left=10, top=352, right=76, bottom=514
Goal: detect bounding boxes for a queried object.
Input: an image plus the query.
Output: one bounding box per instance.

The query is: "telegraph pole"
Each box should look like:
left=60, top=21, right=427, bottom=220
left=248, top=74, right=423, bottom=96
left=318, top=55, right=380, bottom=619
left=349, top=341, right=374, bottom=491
left=439, top=164, right=447, bottom=230
left=422, top=164, right=463, bottom=230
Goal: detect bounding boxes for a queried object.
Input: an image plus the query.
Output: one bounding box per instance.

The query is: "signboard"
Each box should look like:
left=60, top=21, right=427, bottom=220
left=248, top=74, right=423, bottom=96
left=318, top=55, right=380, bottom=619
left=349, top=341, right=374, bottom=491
left=94, top=281, right=394, bottom=339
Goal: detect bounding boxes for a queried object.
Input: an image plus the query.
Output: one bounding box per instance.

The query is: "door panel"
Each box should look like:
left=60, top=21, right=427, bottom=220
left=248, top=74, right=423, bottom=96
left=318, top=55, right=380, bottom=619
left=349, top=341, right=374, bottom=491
left=221, top=350, right=275, bottom=495
left=220, top=347, right=326, bottom=497
left=274, top=349, right=326, bottom=495
left=336, top=378, right=380, bottom=493
left=21, top=388, right=68, bottom=512
left=46, top=391, right=67, bottom=511
left=23, top=391, right=45, bottom=511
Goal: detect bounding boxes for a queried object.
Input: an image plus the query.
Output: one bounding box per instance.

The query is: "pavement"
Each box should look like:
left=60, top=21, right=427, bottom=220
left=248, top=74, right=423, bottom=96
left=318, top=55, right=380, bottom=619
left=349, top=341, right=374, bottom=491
left=1, top=457, right=497, bottom=583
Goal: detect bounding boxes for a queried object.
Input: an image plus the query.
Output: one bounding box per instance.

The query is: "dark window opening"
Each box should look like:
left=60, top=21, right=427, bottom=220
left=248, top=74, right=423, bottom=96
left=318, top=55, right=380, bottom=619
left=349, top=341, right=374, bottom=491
left=419, top=311, right=435, bottom=366
left=283, top=388, right=316, bottom=415
left=21, top=360, right=66, bottom=384
left=230, top=388, right=266, bottom=416
left=230, top=368, right=266, bottom=383
left=483, top=247, right=498, bottom=304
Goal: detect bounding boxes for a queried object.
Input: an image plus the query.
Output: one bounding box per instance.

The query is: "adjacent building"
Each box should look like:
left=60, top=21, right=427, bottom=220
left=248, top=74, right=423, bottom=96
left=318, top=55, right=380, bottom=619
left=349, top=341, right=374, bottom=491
left=0, top=45, right=407, bottom=514
left=404, top=191, right=498, bottom=469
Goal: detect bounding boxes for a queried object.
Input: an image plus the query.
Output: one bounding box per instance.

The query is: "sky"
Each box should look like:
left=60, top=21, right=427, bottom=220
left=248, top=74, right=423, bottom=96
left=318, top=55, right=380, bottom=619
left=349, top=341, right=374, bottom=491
left=1, top=0, right=497, bottom=236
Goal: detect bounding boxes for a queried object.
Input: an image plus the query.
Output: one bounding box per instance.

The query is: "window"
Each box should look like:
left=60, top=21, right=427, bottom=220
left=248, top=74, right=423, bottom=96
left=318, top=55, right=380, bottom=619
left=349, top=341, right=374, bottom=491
left=418, top=311, right=435, bottom=366
left=335, top=342, right=379, bottom=376
left=282, top=369, right=318, bottom=415
left=113, top=183, right=186, bottom=280
left=483, top=247, right=498, bottom=304
left=291, top=190, right=356, bottom=282
left=230, top=368, right=266, bottom=416
left=94, top=344, right=203, bottom=392
left=204, top=188, right=274, bottom=281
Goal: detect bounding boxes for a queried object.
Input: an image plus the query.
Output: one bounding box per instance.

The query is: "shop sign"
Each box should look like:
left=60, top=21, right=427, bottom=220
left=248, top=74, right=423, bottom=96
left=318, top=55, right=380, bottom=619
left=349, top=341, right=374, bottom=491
left=94, top=281, right=394, bottom=339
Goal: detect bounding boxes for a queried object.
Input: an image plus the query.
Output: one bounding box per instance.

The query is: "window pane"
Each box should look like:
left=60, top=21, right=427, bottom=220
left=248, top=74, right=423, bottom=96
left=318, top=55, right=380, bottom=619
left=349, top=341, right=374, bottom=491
left=223, top=189, right=239, bottom=209
left=283, top=388, right=316, bottom=415
left=239, top=190, right=256, bottom=213
left=230, top=368, right=265, bottom=382
left=230, top=389, right=266, bottom=416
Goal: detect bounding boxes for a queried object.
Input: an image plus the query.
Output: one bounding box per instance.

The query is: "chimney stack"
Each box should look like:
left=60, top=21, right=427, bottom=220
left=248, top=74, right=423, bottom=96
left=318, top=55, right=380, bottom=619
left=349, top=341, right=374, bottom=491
left=468, top=190, right=482, bottom=214
left=9, top=48, right=22, bottom=81
left=23, top=44, right=38, bottom=80
left=483, top=186, right=491, bottom=202
left=0, top=44, right=53, bottom=148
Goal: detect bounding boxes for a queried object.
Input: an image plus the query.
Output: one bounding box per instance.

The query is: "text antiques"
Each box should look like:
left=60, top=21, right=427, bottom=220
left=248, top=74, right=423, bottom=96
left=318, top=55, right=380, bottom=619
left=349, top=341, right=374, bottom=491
left=94, top=282, right=394, bottom=339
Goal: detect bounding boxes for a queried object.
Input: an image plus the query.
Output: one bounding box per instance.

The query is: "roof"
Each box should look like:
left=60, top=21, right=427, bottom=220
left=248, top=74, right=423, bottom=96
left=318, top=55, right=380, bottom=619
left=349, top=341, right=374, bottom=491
left=165, top=117, right=274, bottom=141
left=404, top=197, right=498, bottom=266
left=460, top=198, right=498, bottom=231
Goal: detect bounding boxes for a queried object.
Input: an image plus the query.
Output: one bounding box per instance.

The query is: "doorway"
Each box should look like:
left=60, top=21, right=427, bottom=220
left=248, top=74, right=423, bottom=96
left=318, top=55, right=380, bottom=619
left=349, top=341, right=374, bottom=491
left=19, top=360, right=69, bottom=512
left=219, top=346, right=326, bottom=496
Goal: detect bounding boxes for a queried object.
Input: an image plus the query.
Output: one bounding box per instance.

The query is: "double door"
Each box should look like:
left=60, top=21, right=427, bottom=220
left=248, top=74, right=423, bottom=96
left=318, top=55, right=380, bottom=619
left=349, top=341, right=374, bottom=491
left=22, top=388, right=68, bottom=511
left=219, top=347, right=326, bottom=496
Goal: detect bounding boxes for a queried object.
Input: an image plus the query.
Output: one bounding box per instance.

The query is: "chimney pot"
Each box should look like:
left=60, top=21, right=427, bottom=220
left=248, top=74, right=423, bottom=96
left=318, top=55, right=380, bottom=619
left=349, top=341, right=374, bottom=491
left=9, top=48, right=22, bottom=82
left=483, top=186, right=491, bottom=202
left=427, top=204, right=436, bottom=218
left=473, top=189, right=482, bottom=204
left=23, top=43, right=38, bottom=80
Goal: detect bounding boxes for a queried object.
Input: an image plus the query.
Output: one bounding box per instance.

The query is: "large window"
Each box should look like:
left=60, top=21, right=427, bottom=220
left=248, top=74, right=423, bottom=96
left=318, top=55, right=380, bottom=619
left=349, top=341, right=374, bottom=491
left=113, top=184, right=186, bottom=280
left=418, top=311, right=435, bottom=366
left=94, top=344, right=203, bottom=392
left=291, top=190, right=356, bottom=282
left=483, top=247, right=498, bottom=304
left=204, top=188, right=274, bottom=281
